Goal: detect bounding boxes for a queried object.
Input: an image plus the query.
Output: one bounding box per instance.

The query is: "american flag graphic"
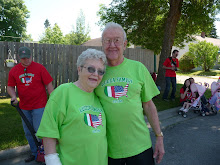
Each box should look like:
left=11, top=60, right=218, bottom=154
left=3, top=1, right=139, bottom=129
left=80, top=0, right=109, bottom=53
left=104, top=84, right=129, bottom=99
left=84, top=113, right=103, bottom=128
left=25, top=77, right=32, bottom=83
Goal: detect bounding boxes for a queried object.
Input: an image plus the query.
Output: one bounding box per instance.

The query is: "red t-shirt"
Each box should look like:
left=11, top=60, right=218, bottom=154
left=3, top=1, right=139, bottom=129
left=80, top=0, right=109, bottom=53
left=163, top=57, right=179, bottom=77
left=8, top=62, right=53, bottom=110
left=180, top=87, right=192, bottom=103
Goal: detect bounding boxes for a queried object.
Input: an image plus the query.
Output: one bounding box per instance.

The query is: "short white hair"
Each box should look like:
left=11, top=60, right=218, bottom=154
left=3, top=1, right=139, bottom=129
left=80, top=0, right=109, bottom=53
left=102, top=22, right=127, bottom=41
left=77, top=48, right=107, bottom=67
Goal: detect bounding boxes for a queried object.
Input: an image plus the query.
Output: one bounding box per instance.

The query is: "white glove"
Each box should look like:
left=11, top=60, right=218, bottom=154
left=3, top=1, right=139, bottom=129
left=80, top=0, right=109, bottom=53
left=45, top=153, right=62, bottom=165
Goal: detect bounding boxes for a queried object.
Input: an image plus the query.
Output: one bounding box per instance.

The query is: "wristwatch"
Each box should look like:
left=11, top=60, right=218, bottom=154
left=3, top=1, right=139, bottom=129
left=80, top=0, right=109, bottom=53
left=155, top=132, right=164, bottom=137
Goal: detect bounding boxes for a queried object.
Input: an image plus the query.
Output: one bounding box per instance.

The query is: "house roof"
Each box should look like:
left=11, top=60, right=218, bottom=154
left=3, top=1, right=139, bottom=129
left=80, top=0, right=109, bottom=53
left=194, top=36, right=220, bottom=47
left=81, top=38, right=102, bottom=46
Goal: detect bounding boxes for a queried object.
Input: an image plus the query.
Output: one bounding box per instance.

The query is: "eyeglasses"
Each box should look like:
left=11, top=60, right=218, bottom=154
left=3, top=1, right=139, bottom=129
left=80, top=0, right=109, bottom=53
left=103, top=38, right=123, bottom=46
left=24, top=68, right=28, bottom=77
left=82, top=66, right=105, bottom=76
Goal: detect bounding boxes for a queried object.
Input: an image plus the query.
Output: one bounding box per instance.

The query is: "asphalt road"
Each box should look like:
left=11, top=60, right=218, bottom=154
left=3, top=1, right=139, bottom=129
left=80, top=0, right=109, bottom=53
left=151, top=112, right=220, bottom=165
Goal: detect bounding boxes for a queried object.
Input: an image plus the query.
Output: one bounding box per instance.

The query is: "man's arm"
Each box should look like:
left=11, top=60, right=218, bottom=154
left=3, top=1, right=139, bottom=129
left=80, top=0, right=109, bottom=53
left=46, top=82, right=54, bottom=95
left=143, top=100, right=165, bottom=164
left=163, top=65, right=175, bottom=70
left=7, top=86, right=18, bottom=103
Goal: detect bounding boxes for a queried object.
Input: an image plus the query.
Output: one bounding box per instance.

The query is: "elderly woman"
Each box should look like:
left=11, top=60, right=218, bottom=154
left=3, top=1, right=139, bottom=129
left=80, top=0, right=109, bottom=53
left=36, top=49, right=107, bottom=165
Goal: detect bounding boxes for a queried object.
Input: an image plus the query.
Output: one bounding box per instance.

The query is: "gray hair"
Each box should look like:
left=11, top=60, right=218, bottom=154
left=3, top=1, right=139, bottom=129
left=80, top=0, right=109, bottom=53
left=102, top=22, right=127, bottom=41
left=77, top=48, right=107, bottom=67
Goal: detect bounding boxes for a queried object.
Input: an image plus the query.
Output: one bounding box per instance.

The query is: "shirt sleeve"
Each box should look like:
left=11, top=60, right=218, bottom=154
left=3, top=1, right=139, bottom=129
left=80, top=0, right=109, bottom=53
left=37, top=86, right=66, bottom=139
left=163, top=58, right=169, bottom=67
left=40, top=65, right=53, bottom=85
left=176, top=59, right=179, bottom=67
left=7, top=69, right=16, bottom=86
left=140, top=64, right=160, bottom=102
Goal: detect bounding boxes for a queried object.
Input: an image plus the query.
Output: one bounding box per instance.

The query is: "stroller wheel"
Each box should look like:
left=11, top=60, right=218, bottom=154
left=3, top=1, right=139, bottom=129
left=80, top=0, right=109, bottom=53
left=182, top=113, right=187, bottom=118
left=178, top=110, right=182, bottom=115
left=201, top=112, right=206, bottom=117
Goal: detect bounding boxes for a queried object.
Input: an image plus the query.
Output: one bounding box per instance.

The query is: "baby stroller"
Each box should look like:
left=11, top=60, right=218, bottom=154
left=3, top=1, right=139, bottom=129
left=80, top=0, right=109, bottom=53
left=178, top=83, right=207, bottom=118
left=208, top=80, right=220, bottom=113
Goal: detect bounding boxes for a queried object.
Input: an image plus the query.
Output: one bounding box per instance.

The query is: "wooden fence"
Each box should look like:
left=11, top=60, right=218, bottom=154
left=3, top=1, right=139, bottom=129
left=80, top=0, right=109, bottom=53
left=0, top=41, right=155, bottom=96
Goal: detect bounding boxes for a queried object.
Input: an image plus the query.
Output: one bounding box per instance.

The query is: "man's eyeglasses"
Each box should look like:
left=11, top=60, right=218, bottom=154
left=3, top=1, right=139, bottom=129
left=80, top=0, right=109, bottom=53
left=24, top=68, right=28, bottom=77
left=103, top=38, right=123, bottom=46
left=82, top=66, right=105, bottom=76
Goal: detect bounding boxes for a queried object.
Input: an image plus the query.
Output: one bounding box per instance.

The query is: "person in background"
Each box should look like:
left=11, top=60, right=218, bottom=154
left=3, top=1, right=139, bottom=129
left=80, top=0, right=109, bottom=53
left=162, top=50, right=179, bottom=101
left=7, top=46, right=54, bottom=162
left=37, top=49, right=108, bottom=165
left=95, top=22, right=164, bottom=165
left=179, top=79, right=192, bottom=112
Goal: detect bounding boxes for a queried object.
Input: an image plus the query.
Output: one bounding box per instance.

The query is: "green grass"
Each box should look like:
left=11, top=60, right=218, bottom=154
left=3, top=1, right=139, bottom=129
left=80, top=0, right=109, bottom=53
left=0, top=84, right=213, bottom=150
left=0, top=98, right=28, bottom=150
left=176, top=69, right=220, bottom=77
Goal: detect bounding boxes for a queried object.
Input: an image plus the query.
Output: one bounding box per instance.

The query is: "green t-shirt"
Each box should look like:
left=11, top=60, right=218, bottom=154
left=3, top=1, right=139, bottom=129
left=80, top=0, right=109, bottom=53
left=95, top=58, right=160, bottom=159
left=37, top=83, right=107, bottom=165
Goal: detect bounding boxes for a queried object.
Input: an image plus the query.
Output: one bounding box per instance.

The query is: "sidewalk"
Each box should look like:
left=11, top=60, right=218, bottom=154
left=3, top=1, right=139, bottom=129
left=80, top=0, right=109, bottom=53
left=0, top=106, right=201, bottom=162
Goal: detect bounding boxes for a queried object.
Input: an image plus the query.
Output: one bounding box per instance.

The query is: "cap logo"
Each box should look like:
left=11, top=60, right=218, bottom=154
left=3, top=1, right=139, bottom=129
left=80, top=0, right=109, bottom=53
left=22, top=50, right=25, bottom=53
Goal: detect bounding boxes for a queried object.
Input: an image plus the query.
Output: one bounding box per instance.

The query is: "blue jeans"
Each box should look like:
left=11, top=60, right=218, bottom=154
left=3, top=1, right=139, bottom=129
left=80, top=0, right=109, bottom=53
left=163, top=77, right=176, bottom=99
left=21, top=108, right=44, bottom=156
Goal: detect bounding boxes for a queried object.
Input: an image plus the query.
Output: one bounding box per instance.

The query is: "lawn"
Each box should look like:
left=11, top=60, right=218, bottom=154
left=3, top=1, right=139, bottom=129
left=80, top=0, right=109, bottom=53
left=0, top=82, right=213, bottom=150
left=176, top=69, right=220, bottom=77
left=0, top=97, right=28, bottom=150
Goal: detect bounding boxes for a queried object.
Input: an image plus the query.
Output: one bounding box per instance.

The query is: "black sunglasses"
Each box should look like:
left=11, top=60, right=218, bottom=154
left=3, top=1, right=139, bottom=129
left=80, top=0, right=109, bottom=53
left=82, top=66, right=105, bottom=76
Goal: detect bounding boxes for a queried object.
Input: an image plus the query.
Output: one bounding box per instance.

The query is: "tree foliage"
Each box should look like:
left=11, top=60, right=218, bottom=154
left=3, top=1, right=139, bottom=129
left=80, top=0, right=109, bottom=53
left=44, top=19, right=51, bottom=29
left=179, top=52, right=195, bottom=72
left=64, top=10, right=91, bottom=45
left=188, top=41, right=219, bottom=71
left=0, top=0, right=29, bottom=42
left=39, top=23, right=64, bottom=44
left=97, top=0, right=218, bottom=89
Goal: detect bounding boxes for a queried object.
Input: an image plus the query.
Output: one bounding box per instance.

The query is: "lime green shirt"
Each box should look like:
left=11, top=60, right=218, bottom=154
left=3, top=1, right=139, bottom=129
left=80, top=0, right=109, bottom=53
left=95, top=58, right=160, bottom=158
left=37, top=83, right=107, bottom=165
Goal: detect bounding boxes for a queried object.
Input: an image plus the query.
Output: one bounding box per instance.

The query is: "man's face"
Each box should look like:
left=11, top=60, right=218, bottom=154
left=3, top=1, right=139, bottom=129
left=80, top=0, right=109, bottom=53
left=20, top=56, right=32, bottom=67
left=172, top=51, right=179, bottom=58
left=102, top=27, right=127, bottom=66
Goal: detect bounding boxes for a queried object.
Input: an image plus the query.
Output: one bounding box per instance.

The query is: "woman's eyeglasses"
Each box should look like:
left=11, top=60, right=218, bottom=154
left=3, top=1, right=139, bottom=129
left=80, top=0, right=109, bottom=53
left=24, top=68, right=28, bottom=77
left=82, top=66, right=105, bottom=76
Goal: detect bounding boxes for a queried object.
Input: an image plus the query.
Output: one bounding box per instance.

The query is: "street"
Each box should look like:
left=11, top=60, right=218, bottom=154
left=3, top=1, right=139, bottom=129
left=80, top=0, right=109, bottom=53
left=151, top=112, right=220, bottom=165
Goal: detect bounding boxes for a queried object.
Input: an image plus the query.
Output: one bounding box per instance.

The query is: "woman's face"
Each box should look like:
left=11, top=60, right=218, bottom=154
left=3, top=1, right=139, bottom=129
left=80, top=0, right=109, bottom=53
left=185, top=80, right=190, bottom=87
left=78, top=58, right=105, bottom=92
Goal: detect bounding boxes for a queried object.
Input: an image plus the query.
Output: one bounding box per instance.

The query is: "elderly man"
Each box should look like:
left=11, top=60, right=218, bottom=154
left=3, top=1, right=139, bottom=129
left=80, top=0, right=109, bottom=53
left=7, top=46, right=54, bottom=162
left=95, top=22, right=164, bottom=165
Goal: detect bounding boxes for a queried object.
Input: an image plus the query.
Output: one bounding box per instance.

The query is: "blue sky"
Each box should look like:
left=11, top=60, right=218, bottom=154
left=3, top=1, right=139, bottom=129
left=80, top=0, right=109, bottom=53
left=24, top=0, right=220, bottom=41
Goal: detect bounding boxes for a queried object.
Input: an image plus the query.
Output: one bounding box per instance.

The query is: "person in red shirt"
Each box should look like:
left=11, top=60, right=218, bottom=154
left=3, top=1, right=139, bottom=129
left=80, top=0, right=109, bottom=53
left=162, top=49, right=179, bottom=101
left=7, top=46, right=54, bottom=162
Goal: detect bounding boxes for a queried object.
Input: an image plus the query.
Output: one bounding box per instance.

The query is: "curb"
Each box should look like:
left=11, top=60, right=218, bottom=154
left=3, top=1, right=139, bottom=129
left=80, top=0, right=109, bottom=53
left=0, top=145, right=30, bottom=161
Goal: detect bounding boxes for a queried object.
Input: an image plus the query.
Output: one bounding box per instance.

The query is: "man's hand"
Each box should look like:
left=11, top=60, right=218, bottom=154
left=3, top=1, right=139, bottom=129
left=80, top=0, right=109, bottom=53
left=11, top=97, right=18, bottom=104
left=153, top=137, right=165, bottom=164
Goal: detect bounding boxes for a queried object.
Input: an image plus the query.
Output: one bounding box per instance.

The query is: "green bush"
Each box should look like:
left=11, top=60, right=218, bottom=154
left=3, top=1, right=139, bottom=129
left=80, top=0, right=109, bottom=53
left=179, top=52, right=195, bottom=72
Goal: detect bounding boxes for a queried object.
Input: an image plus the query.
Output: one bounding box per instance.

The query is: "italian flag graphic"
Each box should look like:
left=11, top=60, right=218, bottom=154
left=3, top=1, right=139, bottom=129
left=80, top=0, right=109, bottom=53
left=21, top=78, right=25, bottom=83
left=104, top=86, right=115, bottom=97
left=84, top=113, right=92, bottom=127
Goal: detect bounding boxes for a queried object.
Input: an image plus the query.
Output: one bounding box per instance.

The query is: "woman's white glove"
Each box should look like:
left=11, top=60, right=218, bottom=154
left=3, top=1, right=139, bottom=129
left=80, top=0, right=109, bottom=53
left=45, top=153, right=62, bottom=165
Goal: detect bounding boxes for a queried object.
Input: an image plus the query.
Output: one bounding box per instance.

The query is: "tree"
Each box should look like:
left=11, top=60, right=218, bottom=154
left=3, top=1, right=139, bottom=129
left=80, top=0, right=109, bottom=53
left=44, top=19, right=51, bottom=29
left=188, top=41, right=219, bottom=71
left=0, top=0, right=29, bottom=42
left=64, top=10, right=91, bottom=45
left=97, top=0, right=218, bottom=89
left=208, top=26, right=218, bottom=38
left=39, top=23, right=64, bottom=44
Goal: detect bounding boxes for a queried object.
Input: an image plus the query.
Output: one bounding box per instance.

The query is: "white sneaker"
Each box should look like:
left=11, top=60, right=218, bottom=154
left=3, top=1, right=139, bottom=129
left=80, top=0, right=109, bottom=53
left=183, top=109, right=189, bottom=112
left=180, top=107, right=184, bottom=111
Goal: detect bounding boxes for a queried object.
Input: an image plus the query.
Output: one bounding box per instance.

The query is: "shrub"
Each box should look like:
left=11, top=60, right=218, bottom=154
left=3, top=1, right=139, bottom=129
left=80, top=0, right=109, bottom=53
left=179, top=52, right=195, bottom=72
